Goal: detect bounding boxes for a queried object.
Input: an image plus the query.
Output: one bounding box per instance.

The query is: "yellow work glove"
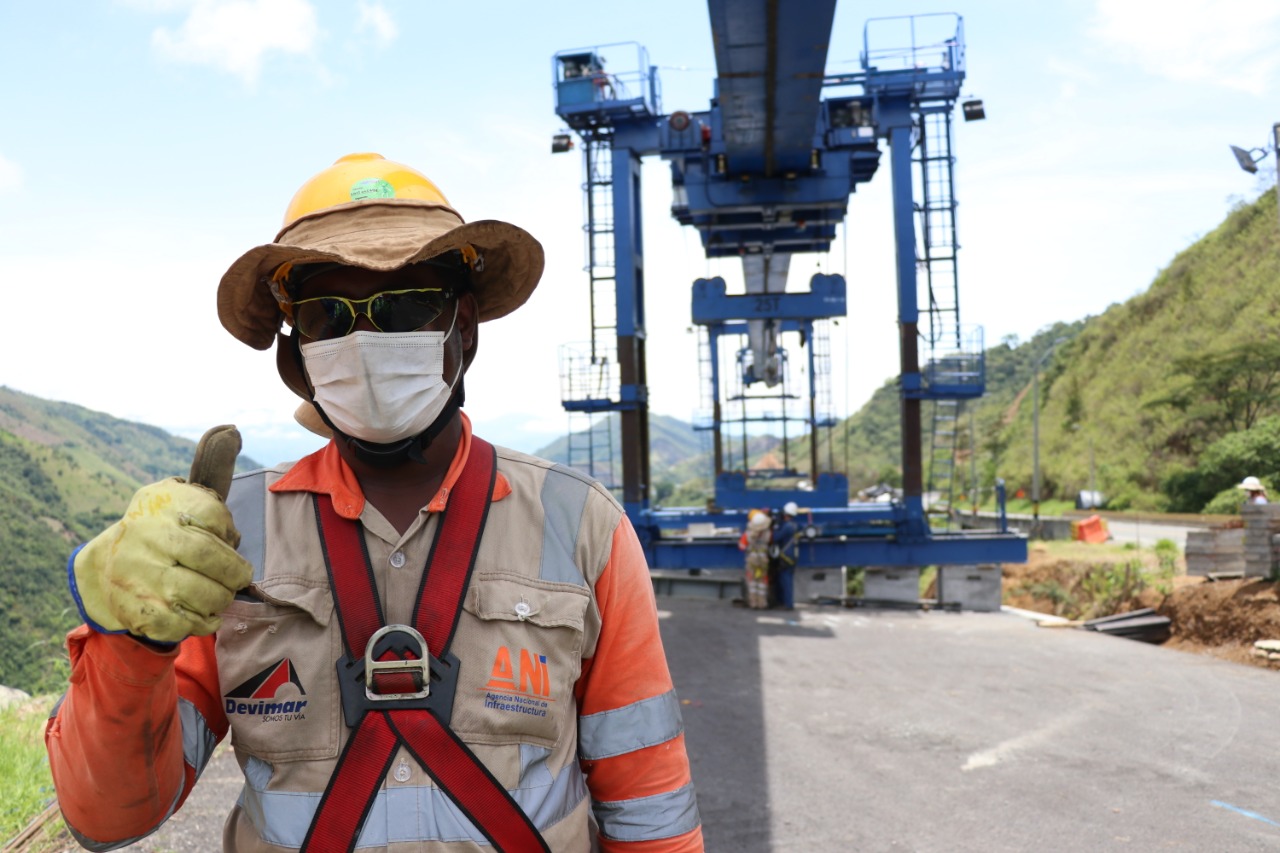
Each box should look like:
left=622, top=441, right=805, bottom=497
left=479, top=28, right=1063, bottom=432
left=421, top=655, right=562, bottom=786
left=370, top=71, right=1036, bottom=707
left=70, top=478, right=252, bottom=643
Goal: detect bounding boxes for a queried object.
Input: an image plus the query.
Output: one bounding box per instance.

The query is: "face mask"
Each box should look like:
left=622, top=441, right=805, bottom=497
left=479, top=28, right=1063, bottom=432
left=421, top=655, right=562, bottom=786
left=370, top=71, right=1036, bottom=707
left=300, top=304, right=461, bottom=445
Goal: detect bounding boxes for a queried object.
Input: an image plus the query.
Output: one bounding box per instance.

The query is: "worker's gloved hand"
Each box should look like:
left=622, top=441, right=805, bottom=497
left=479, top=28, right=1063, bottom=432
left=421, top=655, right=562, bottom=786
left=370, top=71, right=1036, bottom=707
left=70, top=478, right=253, bottom=643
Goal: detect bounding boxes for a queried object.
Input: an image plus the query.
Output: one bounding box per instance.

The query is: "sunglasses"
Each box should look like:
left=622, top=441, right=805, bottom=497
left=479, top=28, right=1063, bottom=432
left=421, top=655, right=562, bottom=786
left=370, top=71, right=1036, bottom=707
left=290, top=287, right=455, bottom=340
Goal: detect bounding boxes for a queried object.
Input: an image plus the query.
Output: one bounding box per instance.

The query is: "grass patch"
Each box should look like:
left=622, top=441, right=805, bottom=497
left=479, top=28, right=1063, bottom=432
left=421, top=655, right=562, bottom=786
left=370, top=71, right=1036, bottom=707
left=1032, top=539, right=1147, bottom=562
left=919, top=566, right=937, bottom=598
left=1000, top=497, right=1078, bottom=517
left=0, top=695, right=63, bottom=843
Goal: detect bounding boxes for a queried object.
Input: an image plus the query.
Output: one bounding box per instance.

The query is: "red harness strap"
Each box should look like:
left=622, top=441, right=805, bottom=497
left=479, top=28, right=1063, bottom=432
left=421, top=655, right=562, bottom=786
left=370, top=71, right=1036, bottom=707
left=301, top=438, right=550, bottom=852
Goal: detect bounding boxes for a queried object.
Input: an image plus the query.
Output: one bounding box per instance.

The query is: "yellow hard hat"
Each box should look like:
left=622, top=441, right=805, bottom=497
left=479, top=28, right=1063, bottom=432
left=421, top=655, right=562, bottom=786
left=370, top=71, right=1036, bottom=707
left=281, top=152, right=451, bottom=227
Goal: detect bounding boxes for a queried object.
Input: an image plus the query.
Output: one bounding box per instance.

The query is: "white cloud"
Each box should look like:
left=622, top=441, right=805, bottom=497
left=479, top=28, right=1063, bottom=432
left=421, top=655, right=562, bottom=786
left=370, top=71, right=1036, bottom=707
left=357, top=0, right=397, bottom=45
left=0, top=152, right=21, bottom=192
left=151, top=0, right=319, bottom=84
left=1089, top=0, right=1280, bottom=94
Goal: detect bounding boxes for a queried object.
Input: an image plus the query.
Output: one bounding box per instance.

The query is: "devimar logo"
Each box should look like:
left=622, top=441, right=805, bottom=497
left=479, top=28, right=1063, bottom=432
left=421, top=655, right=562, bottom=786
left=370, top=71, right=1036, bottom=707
left=482, top=646, right=553, bottom=718
left=225, top=658, right=308, bottom=721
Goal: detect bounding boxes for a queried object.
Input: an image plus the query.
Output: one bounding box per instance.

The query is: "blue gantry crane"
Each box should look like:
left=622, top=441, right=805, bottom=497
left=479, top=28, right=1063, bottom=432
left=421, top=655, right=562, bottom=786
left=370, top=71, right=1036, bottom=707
left=551, top=4, right=1026, bottom=572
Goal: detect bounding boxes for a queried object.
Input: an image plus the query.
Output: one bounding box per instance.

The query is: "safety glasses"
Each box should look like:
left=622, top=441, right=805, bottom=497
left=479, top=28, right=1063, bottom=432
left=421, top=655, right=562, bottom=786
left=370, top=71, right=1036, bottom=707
left=291, top=287, right=455, bottom=340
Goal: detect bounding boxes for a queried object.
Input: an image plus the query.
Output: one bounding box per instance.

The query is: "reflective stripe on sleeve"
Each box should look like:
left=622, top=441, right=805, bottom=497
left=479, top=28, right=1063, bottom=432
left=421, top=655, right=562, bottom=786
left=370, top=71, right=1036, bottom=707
left=178, top=697, right=219, bottom=778
left=577, top=690, right=684, bottom=761
left=594, top=782, right=702, bottom=843
left=237, top=752, right=589, bottom=847
left=228, top=470, right=268, bottom=585
left=539, top=465, right=592, bottom=585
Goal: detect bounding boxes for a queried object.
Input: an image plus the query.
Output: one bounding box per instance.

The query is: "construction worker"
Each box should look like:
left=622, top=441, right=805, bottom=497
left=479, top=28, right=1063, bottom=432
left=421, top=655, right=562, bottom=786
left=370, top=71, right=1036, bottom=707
left=770, top=502, right=800, bottom=610
left=1238, top=476, right=1269, bottom=505
left=45, top=153, right=703, bottom=852
left=740, top=509, right=771, bottom=609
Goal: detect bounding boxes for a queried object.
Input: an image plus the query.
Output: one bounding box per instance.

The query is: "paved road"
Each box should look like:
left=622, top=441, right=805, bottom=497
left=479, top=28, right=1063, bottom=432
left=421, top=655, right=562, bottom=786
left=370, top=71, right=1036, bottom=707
left=1103, top=517, right=1202, bottom=550
left=666, top=598, right=1280, bottom=852
left=126, top=597, right=1280, bottom=852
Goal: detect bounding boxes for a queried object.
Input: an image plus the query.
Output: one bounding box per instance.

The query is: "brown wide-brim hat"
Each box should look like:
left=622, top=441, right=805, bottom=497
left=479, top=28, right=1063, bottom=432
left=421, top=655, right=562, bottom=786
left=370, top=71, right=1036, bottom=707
left=218, top=199, right=544, bottom=350
left=295, top=401, right=333, bottom=439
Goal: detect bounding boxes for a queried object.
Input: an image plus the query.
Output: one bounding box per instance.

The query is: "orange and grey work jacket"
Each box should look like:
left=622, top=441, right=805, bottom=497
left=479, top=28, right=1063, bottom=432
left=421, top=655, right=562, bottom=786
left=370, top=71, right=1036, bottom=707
left=46, top=416, right=704, bottom=852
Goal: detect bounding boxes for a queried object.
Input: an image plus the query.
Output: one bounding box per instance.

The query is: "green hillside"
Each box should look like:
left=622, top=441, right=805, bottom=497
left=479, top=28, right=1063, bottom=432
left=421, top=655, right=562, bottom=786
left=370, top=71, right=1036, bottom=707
left=0, top=387, right=260, bottom=694
left=820, top=190, right=1280, bottom=513
left=806, top=320, right=1087, bottom=498
left=982, top=191, right=1280, bottom=511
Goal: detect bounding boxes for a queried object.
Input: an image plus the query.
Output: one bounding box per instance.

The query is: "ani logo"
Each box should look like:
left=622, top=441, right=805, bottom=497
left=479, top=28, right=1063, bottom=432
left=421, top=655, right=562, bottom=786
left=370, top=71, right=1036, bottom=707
left=482, top=647, right=554, bottom=719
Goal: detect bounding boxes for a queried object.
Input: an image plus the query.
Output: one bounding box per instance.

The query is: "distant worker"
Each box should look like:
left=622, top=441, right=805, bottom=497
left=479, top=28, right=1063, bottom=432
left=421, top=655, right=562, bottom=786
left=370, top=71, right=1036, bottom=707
left=1239, top=476, right=1269, bottom=505
left=740, top=509, right=772, bottom=609
left=770, top=502, right=801, bottom=611
left=44, top=152, right=702, bottom=852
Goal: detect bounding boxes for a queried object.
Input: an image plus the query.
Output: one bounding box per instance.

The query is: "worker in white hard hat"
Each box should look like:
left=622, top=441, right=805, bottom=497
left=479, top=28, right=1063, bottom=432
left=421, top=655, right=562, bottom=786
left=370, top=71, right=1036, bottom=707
left=1238, top=476, right=1269, bottom=505
left=46, top=153, right=703, bottom=852
left=770, top=501, right=802, bottom=610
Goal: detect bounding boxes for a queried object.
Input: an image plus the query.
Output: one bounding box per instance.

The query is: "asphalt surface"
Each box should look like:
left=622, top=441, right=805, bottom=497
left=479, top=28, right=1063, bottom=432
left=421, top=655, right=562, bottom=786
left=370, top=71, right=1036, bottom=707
left=123, top=597, right=1280, bottom=852
left=1103, top=517, right=1201, bottom=550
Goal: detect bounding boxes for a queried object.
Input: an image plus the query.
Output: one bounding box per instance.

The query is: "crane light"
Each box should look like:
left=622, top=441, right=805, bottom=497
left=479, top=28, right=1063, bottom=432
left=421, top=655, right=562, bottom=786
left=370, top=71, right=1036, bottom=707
left=962, top=99, right=985, bottom=122
left=551, top=133, right=574, bottom=154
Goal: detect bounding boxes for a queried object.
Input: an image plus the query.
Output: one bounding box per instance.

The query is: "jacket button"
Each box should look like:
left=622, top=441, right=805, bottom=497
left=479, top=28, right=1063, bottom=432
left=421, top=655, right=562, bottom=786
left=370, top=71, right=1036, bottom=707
left=390, top=551, right=406, bottom=568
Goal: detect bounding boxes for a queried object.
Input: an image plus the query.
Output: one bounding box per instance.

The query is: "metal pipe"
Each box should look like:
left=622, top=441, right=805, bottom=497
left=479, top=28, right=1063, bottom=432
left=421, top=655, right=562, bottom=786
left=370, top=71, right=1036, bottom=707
left=1032, top=336, right=1068, bottom=535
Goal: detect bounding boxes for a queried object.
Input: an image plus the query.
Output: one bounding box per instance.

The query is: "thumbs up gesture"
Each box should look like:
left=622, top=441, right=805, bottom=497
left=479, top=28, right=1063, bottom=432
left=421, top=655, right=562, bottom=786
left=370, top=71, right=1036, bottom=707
left=70, top=425, right=253, bottom=643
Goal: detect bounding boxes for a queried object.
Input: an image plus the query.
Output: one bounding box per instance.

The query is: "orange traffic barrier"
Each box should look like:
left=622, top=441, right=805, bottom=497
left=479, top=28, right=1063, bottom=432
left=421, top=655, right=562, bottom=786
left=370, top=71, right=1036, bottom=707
left=1073, top=514, right=1109, bottom=543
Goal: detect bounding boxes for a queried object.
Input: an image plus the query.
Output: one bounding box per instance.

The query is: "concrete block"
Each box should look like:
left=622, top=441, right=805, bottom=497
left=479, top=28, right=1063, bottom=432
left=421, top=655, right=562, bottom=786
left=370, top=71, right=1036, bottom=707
left=863, top=567, right=921, bottom=604
left=794, top=567, right=847, bottom=602
left=938, top=564, right=1002, bottom=612
left=651, top=569, right=741, bottom=600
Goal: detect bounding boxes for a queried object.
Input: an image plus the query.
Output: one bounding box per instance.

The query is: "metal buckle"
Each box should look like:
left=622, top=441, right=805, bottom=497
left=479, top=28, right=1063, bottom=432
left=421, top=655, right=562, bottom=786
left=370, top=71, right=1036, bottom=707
left=336, top=624, right=461, bottom=728
left=364, top=625, right=430, bottom=702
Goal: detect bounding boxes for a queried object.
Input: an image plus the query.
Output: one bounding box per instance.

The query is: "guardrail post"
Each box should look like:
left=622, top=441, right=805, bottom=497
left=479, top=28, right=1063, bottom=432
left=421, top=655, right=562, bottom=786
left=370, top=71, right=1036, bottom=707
left=995, top=478, right=1008, bottom=534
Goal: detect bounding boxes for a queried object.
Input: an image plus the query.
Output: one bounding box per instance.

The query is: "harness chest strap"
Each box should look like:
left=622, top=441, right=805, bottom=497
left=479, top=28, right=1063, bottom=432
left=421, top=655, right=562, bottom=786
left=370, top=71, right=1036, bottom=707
left=301, top=437, right=550, bottom=853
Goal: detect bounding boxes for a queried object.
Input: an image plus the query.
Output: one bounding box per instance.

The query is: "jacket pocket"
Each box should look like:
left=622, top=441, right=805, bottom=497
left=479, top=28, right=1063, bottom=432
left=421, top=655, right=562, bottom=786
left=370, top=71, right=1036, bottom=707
left=216, top=584, right=341, bottom=763
left=453, top=571, right=591, bottom=748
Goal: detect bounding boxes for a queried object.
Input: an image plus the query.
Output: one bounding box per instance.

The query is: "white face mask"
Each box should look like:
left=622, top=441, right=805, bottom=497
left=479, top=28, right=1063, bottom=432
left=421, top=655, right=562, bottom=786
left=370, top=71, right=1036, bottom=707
left=300, top=305, right=462, bottom=445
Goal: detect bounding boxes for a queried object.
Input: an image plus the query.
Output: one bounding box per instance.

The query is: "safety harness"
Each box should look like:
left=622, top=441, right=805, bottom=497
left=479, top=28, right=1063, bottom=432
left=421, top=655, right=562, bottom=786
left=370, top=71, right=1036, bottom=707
left=300, top=437, right=550, bottom=852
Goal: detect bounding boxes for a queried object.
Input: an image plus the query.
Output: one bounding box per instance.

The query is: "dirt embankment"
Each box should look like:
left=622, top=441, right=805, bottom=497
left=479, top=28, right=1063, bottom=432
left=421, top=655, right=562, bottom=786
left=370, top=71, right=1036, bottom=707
left=1004, top=543, right=1280, bottom=670
left=1159, top=577, right=1280, bottom=666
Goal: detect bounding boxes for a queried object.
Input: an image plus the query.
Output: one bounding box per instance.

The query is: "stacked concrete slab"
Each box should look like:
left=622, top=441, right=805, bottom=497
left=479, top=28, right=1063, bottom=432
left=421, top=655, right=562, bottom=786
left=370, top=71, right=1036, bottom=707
left=794, top=567, right=847, bottom=602
left=863, top=565, right=1001, bottom=610
left=1242, top=504, right=1280, bottom=578
left=863, top=567, right=921, bottom=604
left=937, top=564, right=1002, bottom=611
left=1184, top=528, right=1245, bottom=577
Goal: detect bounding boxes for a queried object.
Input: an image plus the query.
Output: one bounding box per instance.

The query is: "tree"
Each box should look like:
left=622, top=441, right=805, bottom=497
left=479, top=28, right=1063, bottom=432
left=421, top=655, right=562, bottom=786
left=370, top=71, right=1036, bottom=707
left=1147, top=340, right=1280, bottom=441
left=1162, top=415, right=1280, bottom=512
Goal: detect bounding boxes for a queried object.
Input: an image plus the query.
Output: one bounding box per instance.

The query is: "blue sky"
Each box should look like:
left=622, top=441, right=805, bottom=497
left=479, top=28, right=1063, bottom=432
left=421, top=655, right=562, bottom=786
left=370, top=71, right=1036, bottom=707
left=1, top=0, right=1277, bottom=467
